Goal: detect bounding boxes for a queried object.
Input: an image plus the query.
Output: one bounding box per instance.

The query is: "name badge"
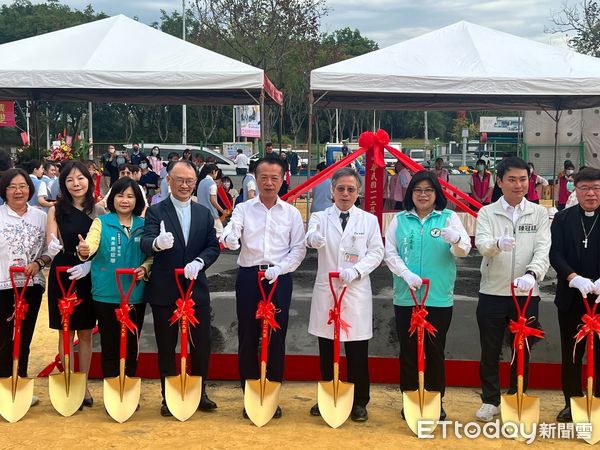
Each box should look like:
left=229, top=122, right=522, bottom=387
left=344, top=250, right=360, bottom=264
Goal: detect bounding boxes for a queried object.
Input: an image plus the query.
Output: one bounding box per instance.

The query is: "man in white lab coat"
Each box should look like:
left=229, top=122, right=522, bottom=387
left=305, top=167, right=384, bottom=422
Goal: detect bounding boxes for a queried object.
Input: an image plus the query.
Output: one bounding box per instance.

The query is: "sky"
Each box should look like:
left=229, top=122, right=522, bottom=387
left=0, top=0, right=574, bottom=48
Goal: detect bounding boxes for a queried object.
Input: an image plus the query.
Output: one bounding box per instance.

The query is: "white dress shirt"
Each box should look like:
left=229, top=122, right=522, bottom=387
left=500, top=196, right=527, bottom=225
left=384, top=209, right=471, bottom=276
left=222, top=196, right=306, bottom=273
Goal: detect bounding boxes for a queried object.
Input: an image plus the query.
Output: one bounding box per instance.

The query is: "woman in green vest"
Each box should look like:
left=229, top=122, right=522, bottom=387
left=77, top=177, right=152, bottom=380
left=384, top=170, right=471, bottom=420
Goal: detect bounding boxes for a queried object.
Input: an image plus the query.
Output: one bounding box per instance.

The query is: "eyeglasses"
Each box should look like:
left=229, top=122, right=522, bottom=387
left=575, top=186, right=600, bottom=192
left=6, top=184, right=29, bottom=192
left=414, top=188, right=435, bottom=196
left=173, top=178, right=197, bottom=186
left=334, top=186, right=357, bottom=193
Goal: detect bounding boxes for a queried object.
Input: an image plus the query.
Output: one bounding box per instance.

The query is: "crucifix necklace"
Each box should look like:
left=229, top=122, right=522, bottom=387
left=580, top=213, right=599, bottom=249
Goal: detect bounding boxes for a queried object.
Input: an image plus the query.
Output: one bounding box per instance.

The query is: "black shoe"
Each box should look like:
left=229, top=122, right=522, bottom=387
left=350, top=405, right=368, bottom=422
left=440, top=407, right=446, bottom=421
left=82, top=396, right=93, bottom=407
left=556, top=406, right=572, bottom=423
left=273, top=406, right=282, bottom=418
left=199, top=391, right=217, bottom=411
left=242, top=408, right=249, bottom=419
left=310, top=403, right=320, bottom=416
left=160, top=402, right=172, bottom=417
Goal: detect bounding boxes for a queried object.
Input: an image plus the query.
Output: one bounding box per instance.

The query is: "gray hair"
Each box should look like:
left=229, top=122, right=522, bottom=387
left=331, top=167, right=362, bottom=189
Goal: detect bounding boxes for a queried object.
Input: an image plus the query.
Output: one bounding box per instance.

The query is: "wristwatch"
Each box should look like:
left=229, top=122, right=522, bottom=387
left=525, top=270, right=537, bottom=280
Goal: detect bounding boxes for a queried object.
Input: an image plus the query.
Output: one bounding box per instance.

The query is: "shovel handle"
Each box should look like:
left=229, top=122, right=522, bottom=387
left=116, top=268, right=137, bottom=307
left=257, top=271, right=278, bottom=366
left=55, top=266, right=77, bottom=300
left=8, top=266, right=31, bottom=362
left=173, top=269, right=195, bottom=361
left=588, top=328, right=595, bottom=382
left=328, top=272, right=347, bottom=365
left=510, top=283, right=533, bottom=318
left=409, top=278, right=431, bottom=308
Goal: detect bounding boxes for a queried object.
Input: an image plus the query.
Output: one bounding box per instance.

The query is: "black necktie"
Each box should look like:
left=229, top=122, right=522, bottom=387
left=340, top=212, right=349, bottom=230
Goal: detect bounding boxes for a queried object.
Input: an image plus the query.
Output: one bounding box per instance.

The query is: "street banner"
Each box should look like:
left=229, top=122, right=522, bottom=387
left=0, top=101, right=15, bottom=127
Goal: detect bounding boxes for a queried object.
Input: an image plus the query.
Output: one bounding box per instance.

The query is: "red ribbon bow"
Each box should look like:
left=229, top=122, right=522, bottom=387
left=116, top=304, right=138, bottom=334
left=357, top=129, right=390, bottom=168
left=58, top=295, right=82, bottom=326
left=509, top=316, right=544, bottom=355
left=328, top=308, right=351, bottom=337
left=169, top=297, right=200, bottom=327
left=573, top=313, right=600, bottom=361
left=10, top=300, right=28, bottom=323
left=256, top=300, right=280, bottom=331
left=409, top=307, right=438, bottom=337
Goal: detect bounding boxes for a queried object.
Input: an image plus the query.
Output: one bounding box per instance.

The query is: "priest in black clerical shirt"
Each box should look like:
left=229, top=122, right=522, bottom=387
left=550, top=167, right=600, bottom=423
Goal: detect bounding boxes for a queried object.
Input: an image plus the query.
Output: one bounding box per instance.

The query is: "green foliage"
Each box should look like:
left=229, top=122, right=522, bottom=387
left=551, top=0, right=600, bottom=57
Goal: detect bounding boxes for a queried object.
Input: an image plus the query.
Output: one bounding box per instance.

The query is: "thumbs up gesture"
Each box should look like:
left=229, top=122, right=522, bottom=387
left=47, top=232, right=63, bottom=257
left=77, top=234, right=91, bottom=259
left=154, top=220, right=174, bottom=251
left=440, top=218, right=460, bottom=245
left=497, top=225, right=516, bottom=252
left=307, top=223, right=326, bottom=249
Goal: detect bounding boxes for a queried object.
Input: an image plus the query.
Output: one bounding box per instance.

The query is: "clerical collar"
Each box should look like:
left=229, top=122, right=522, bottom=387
left=579, top=205, right=597, bottom=217
left=170, top=194, right=191, bottom=208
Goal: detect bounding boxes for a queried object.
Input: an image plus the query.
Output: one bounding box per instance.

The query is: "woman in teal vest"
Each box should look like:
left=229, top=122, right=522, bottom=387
left=384, top=170, right=471, bottom=420
left=77, top=177, right=152, bottom=379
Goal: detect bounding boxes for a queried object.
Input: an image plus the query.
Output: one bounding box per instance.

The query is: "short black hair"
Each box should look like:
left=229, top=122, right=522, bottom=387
left=248, top=160, right=257, bottom=173
left=475, top=159, right=487, bottom=166
left=130, top=164, right=141, bottom=174
left=564, top=159, right=575, bottom=170
left=43, top=160, right=59, bottom=172
left=403, top=170, right=447, bottom=211
left=496, top=156, right=529, bottom=180
left=118, top=163, right=131, bottom=173
left=199, top=163, right=218, bottom=179
left=221, top=176, right=233, bottom=188
left=256, top=156, right=285, bottom=176
left=265, top=142, right=273, bottom=147
left=316, top=162, right=327, bottom=171
left=574, top=167, right=600, bottom=185
left=0, top=168, right=35, bottom=201
left=167, top=152, right=179, bottom=160
left=25, top=159, right=41, bottom=174
left=106, top=177, right=145, bottom=217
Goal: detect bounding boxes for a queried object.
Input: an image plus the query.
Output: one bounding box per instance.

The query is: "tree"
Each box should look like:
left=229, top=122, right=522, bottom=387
left=549, top=0, right=600, bottom=56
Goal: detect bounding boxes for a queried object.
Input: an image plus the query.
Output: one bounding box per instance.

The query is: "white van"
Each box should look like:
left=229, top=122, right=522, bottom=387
left=125, top=143, right=237, bottom=176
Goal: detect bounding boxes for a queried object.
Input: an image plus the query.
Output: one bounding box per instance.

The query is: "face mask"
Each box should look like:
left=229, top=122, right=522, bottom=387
left=566, top=169, right=574, bottom=176
left=477, top=165, right=485, bottom=171
left=152, top=150, right=159, bottom=156
left=567, top=181, right=575, bottom=191
left=223, top=182, right=231, bottom=189
left=116, top=157, right=126, bottom=165
left=139, top=163, right=148, bottom=169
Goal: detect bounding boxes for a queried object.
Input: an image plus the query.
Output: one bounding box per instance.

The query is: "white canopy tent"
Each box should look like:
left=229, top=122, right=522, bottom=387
left=0, top=14, right=282, bottom=106
left=311, top=21, right=600, bottom=111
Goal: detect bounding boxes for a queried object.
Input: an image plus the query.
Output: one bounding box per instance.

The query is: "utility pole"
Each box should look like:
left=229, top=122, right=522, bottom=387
left=181, top=0, right=187, bottom=145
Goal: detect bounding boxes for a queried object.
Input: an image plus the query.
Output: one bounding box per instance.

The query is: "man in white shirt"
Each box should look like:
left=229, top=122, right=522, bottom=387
left=234, top=149, right=249, bottom=175
left=197, top=164, right=228, bottom=238
left=221, top=157, right=306, bottom=419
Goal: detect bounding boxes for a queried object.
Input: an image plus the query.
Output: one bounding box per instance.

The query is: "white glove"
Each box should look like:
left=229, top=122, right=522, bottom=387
left=67, top=261, right=91, bottom=280
left=184, top=260, right=204, bottom=280
left=594, top=279, right=600, bottom=299
left=307, top=230, right=326, bottom=249
left=223, top=232, right=240, bottom=251
left=47, top=233, right=63, bottom=257
left=264, top=266, right=282, bottom=284
left=340, top=268, right=359, bottom=285
left=400, top=269, right=422, bottom=291
left=513, top=274, right=536, bottom=292
left=569, top=275, right=595, bottom=297
left=154, top=220, right=174, bottom=251
left=497, top=225, right=515, bottom=252
left=440, top=219, right=460, bottom=245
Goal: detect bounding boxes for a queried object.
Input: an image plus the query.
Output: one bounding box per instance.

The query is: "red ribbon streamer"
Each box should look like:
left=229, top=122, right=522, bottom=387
left=408, top=307, right=438, bottom=337
left=509, top=316, right=544, bottom=357
left=116, top=304, right=138, bottom=334
left=328, top=308, right=351, bottom=337
left=169, top=297, right=200, bottom=327
left=10, top=300, right=28, bottom=323
left=58, top=294, right=83, bottom=326
left=256, top=300, right=280, bottom=331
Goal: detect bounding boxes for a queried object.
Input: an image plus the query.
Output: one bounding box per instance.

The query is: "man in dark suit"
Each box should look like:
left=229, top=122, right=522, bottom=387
left=550, top=167, right=600, bottom=423
left=142, top=160, right=220, bottom=417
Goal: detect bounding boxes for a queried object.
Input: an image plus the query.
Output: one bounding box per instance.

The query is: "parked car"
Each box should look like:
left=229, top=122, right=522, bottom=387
left=124, top=143, right=237, bottom=176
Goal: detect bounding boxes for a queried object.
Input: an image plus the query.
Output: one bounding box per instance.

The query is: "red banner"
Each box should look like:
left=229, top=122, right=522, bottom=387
left=364, top=147, right=385, bottom=230
left=0, top=101, right=15, bottom=127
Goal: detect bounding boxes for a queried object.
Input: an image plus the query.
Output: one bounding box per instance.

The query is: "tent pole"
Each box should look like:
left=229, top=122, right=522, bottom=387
left=551, top=109, right=561, bottom=207
left=88, top=102, right=93, bottom=159
left=278, top=101, right=283, bottom=151
left=260, top=89, right=265, bottom=156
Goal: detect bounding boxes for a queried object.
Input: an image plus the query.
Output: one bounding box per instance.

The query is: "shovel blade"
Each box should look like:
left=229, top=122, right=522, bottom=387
left=244, top=378, right=281, bottom=427
left=317, top=380, right=354, bottom=428
left=165, top=374, right=202, bottom=422
left=103, top=375, right=141, bottom=423
left=48, top=371, right=87, bottom=417
left=501, top=393, right=539, bottom=436
left=403, top=389, right=441, bottom=436
left=0, top=376, right=34, bottom=423
left=571, top=396, right=600, bottom=445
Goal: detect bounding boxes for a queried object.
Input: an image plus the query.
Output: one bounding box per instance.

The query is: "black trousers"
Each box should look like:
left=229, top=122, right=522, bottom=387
left=395, top=305, right=452, bottom=397
left=151, top=302, right=212, bottom=399
left=0, top=285, right=43, bottom=377
left=236, top=268, right=292, bottom=387
left=94, top=301, right=146, bottom=378
left=476, top=293, right=541, bottom=406
left=558, top=299, right=600, bottom=405
left=318, top=337, right=370, bottom=407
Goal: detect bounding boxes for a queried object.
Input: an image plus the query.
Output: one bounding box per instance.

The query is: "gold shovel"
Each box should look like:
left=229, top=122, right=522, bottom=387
left=165, top=269, right=202, bottom=421
left=0, top=267, right=34, bottom=423
left=501, top=285, right=543, bottom=436
left=317, top=272, right=354, bottom=428
left=570, top=296, right=600, bottom=445
left=104, top=269, right=141, bottom=423
left=402, top=279, right=441, bottom=436
left=48, top=266, right=87, bottom=417
left=244, top=271, right=281, bottom=427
